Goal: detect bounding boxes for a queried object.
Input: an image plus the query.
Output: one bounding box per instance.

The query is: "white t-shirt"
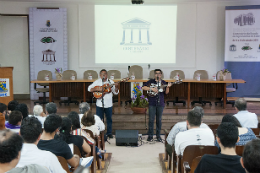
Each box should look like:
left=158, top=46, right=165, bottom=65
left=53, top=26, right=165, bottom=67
left=16, top=143, right=66, bottom=173
left=88, top=78, right=119, bottom=108
left=175, top=128, right=215, bottom=155
left=82, top=125, right=100, bottom=136
left=234, top=110, right=258, bottom=128
left=79, top=114, right=105, bottom=131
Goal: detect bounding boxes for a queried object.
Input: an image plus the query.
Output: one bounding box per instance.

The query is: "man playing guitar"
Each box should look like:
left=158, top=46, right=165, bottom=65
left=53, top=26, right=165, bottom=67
left=142, top=69, right=172, bottom=142
left=88, top=69, right=119, bottom=138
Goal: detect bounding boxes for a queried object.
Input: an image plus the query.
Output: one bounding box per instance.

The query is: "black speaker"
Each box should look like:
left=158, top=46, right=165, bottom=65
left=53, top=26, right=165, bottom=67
left=115, top=130, right=139, bottom=146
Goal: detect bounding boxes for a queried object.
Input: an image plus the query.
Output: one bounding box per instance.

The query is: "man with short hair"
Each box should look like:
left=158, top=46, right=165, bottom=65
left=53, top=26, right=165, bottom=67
left=8, top=100, right=19, bottom=111
left=79, top=102, right=105, bottom=131
left=88, top=69, right=119, bottom=138
left=233, top=98, right=258, bottom=128
left=45, top=102, right=57, bottom=115
left=37, top=114, right=80, bottom=168
left=175, top=110, right=214, bottom=156
left=17, top=116, right=66, bottom=173
left=142, top=69, right=172, bottom=142
left=241, top=139, right=260, bottom=173
left=195, top=123, right=246, bottom=173
left=5, top=111, right=23, bottom=133
left=0, top=129, right=48, bottom=173
left=166, top=106, right=209, bottom=157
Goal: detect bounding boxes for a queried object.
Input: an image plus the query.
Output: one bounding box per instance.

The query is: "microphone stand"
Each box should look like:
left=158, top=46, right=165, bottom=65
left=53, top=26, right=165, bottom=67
left=101, top=77, right=105, bottom=123
left=157, top=76, right=160, bottom=106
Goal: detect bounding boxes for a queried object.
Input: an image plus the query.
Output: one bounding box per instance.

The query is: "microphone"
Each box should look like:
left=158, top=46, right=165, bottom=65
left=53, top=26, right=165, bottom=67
left=157, top=76, right=159, bottom=80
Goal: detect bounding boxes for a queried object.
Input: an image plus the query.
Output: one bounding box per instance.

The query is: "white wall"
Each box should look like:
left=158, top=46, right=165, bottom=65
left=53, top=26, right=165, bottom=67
left=0, top=1, right=259, bottom=94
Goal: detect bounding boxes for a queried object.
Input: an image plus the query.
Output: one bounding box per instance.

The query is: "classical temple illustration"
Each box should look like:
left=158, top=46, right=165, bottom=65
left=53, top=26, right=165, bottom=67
left=120, top=17, right=152, bottom=45
left=234, top=13, right=255, bottom=26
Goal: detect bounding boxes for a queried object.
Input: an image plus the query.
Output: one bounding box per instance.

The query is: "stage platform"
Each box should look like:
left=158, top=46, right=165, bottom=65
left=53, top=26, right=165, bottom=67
left=20, top=98, right=260, bottom=134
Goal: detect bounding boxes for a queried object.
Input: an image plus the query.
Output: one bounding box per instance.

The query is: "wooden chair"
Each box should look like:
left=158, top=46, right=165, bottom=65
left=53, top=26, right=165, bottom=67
left=183, top=156, right=202, bottom=173
left=57, top=156, right=72, bottom=173
left=82, top=129, right=102, bottom=170
left=164, top=125, right=175, bottom=171
left=208, top=124, right=219, bottom=130
left=178, top=145, right=218, bottom=173
left=236, top=145, right=244, bottom=156
left=81, top=133, right=96, bottom=173
left=171, top=144, right=177, bottom=173
left=251, top=128, right=260, bottom=135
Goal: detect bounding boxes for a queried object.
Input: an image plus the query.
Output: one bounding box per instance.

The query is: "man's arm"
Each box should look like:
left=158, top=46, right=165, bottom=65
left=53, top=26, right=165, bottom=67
left=67, top=154, right=80, bottom=168
left=166, top=125, right=180, bottom=146
left=88, top=80, right=102, bottom=92
left=142, top=80, right=158, bottom=93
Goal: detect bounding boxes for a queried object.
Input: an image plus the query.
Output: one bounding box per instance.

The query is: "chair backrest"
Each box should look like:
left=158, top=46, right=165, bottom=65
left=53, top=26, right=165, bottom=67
left=190, top=156, right=202, bottom=173
left=57, top=156, right=71, bottom=173
left=149, top=70, right=164, bottom=79
left=73, top=144, right=82, bottom=158
left=193, top=70, right=208, bottom=79
left=81, top=134, right=96, bottom=173
left=251, top=128, right=260, bottom=135
left=236, top=145, right=244, bottom=156
left=216, top=70, right=232, bottom=86
left=129, top=65, right=143, bottom=79
left=62, top=70, right=77, bottom=80
left=37, top=70, right=52, bottom=86
left=208, top=124, right=219, bottom=130
left=170, top=70, right=185, bottom=79
left=84, top=70, right=98, bottom=80
left=108, top=70, right=121, bottom=79
left=181, top=145, right=218, bottom=173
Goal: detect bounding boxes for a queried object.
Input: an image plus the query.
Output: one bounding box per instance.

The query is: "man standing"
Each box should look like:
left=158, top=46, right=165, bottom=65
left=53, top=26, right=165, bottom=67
left=233, top=98, right=258, bottom=128
left=88, top=69, right=119, bottom=138
left=142, top=69, right=171, bottom=142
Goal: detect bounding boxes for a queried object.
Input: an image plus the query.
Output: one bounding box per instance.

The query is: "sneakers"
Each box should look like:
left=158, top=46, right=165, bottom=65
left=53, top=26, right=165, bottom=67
left=156, top=137, right=162, bottom=142
left=147, top=137, right=153, bottom=142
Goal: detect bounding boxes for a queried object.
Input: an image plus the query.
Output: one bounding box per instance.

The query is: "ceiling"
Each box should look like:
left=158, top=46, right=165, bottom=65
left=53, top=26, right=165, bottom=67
left=0, top=0, right=253, bottom=4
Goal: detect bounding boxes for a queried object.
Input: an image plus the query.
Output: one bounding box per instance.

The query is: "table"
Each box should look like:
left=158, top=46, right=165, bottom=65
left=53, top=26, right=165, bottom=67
left=31, top=79, right=246, bottom=108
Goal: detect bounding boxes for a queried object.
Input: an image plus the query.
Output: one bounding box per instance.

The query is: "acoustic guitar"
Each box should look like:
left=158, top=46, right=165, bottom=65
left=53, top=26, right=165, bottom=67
left=93, top=77, right=130, bottom=99
left=147, top=79, right=182, bottom=97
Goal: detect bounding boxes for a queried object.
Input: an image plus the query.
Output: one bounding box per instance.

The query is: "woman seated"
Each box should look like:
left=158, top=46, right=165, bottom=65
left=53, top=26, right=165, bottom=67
left=215, top=114, right=256, bottom=150
left=81, top=112, right=100, bottom=136
left=31, top=105, right=46, bottom=128
left=55, top=117, right=91, bottom=156
left=68, top=111, right=81, bottom=135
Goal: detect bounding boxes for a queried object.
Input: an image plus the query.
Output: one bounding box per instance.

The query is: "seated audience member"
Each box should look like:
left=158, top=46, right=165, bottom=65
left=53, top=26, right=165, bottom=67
left=195, top=123, right=246, bottom=173
left=79, top=102, right=105, bottom=131
left=37, top=114, right=80, bottom=168
left=5, top=111, right=23, bottom=133
left=166, top=106, right=209, bottom=157
left=0, top=103, right=8, bottom=123
left=215, top=115, right=256, bottom=151
left=32, top=105, right=47, bottom=128
left=175, top=109, right=214, bottom=156
left=233, top=98, right=258, bottom=128
left=0, top=129, right=48, bottom=173
left=14, top=103, right=29, bottom=119
left=81, top=112, right=100, bottom=136
left=45, top=102, right=57, bottom=115
left=7, top=100, right=19, bottom=116
left=68, top=111, right=81, bottom=135
left=241, top=139, right=260, bottom=173
left=55, top=117, right=91, bottom=155
left=17, top=116, right=66, bottom=173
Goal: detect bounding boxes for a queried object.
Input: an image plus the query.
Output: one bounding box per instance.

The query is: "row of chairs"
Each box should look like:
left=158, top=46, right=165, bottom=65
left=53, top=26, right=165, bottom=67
left=57, top=129, right=106, bottom=173
left=164, top=124, right=260, bottom=173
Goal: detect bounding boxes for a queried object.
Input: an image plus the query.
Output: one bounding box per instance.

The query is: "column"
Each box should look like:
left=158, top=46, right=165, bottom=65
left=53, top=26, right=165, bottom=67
left=130, top=29, right=133, bottom=43
left=120, top=29, right=125, bottom=45
left=147, top=29, right=152, bottom=45
left=53, top=53, right=56, bottom=62
left=42, top=54, right=44, bottom=62
left=138, top=29, right=142, bottom=43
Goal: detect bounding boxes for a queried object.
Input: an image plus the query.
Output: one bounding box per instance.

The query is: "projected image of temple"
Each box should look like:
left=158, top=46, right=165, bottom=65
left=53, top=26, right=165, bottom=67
left=234, top=13, right=255, bottom=26
left=120, top=17, right=152, bottom=45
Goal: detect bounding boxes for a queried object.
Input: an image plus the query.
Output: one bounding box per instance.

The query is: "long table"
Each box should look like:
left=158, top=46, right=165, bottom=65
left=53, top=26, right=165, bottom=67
left=31, top=79, right=246, bottom=109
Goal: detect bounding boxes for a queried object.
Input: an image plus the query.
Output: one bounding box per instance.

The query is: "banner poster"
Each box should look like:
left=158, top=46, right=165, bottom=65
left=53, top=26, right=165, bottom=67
left=29, top=8, right=68, bottom=100
left=0, top=78, right=10, bottom=97
left=225, top=5, right=260, bottom=97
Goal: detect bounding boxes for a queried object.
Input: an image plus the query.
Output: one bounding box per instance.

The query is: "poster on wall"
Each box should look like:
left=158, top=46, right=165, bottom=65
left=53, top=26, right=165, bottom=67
left=0, top=79, right=10, bottom=97
left=29, top=8, right=68, bottom=100
left=225, top=5, right=260, bottom=97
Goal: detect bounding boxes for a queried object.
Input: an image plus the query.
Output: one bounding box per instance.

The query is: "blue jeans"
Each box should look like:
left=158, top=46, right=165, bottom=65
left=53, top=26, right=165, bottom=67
left=147, top=105, right=164, bottom=138
left=96, top=106, right=113, bottom=135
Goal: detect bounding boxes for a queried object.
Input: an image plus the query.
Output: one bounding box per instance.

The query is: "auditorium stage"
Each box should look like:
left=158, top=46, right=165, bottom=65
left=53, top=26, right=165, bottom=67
left=21, top=98, right=260, bottom=134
